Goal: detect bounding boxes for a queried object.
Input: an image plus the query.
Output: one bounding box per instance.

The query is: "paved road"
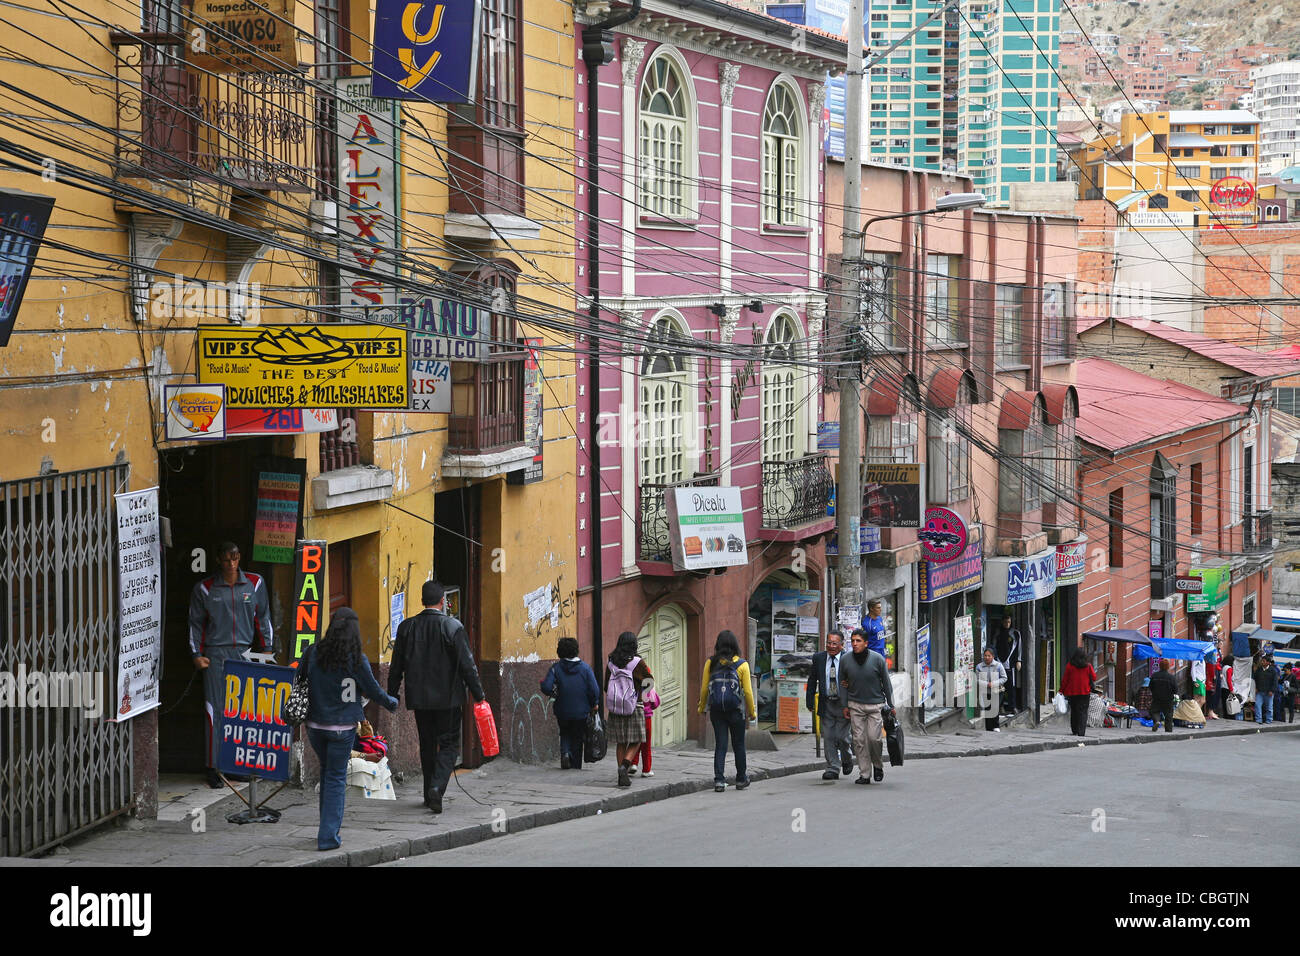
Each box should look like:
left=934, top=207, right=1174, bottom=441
left=386, top=734, right=1298, bottom=866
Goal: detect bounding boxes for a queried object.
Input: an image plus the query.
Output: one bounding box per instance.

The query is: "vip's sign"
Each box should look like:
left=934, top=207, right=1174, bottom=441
left=336, top=78, right=400, bottom=324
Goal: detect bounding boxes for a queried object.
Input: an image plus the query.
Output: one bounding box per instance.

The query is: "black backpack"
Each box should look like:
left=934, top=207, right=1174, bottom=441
left=707, top=657, right=744, bottom=712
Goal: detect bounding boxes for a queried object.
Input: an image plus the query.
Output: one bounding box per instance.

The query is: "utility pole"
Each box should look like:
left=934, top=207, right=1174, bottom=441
left=836, top=0, right=865, bottom=611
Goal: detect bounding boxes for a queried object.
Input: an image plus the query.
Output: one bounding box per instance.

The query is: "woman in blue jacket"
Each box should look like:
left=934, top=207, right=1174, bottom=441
left=300, top=607, right=398, bottom=850
left=541, top=637, right=600, bottom=770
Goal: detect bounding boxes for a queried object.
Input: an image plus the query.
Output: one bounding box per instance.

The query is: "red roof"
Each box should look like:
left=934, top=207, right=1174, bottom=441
left=1075, top=358, right=1246, bottom=453
left=1079, top=316, right=1300, bottom=380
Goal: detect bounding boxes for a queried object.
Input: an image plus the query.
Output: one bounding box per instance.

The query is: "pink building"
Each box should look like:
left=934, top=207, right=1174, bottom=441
left=573, top=0, right=845, bottom=746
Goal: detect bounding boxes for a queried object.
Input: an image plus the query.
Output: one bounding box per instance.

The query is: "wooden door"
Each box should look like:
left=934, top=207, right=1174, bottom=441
left=637, top=604, right=687, bottom=747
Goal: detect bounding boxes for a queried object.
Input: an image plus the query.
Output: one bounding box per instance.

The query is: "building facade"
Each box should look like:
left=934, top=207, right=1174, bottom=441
left=1250, top=60, right=1300, bottom=175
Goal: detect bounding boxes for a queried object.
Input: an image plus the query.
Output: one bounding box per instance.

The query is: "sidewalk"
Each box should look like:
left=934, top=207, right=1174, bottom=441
left=8, top=717, right=1296, bottom=867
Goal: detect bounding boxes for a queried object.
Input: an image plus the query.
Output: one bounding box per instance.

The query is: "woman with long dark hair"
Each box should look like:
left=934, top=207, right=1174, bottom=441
left=301, top=607, right=398, bottom=850
left=697, top=630, right=756, bottom=792
left=1058, top=646, right=1097, bottom=737
left=604, top=631, right=653, bottom=788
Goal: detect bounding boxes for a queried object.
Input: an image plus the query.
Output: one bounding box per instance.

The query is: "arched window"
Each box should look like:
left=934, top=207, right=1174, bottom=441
left=639, top=54, right=689, bottom=218
left=867, top=378, right=919, bottom=463
left=639, top=314, right=691, bottom=486
left=762, top=313, right=802, bottom=464
left=762, top=82, right=802, bottom=225
left=927, top=376, right=975, bottom=504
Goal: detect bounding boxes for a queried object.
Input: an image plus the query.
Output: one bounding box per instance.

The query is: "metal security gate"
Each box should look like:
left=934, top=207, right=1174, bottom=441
left=1, top=465, right=133, bottom=856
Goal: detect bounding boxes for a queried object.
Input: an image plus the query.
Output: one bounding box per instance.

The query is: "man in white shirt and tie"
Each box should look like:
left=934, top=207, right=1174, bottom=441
left=806, top=630, right=854, bottom=780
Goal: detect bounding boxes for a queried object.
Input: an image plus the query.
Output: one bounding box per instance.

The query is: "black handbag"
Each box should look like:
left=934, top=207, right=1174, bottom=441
left=584, top=711, right=608, bottom=764
left=883, top=708, right=904, bottom=767
left=281, top=670, right=310, bottom=727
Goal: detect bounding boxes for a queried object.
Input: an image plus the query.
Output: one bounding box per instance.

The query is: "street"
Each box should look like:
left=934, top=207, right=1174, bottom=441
left=386, top=734, right=1298, bottom=866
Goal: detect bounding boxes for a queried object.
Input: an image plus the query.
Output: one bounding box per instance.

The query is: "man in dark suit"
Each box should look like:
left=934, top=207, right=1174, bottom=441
left=388, top=580, right=485, bottom=813
left=806, top=629, right=854, bottom=780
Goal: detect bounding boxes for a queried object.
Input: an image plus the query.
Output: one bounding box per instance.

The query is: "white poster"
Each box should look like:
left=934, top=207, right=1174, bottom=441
left=954, top=615, right=974, bottom=697
left=666, top=485, right=748, bottom=571
left=114, top=487, right=162, bottom=720
left=410, top=357, right=452, bottom=413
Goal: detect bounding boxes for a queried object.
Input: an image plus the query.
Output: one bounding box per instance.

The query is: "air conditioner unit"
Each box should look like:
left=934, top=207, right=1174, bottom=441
left=309, top=199, right=338, bottom=236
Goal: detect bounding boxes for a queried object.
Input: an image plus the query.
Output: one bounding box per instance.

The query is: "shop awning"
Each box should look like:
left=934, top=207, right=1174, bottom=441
left=1133, top=639, right=1216, bottom=661
left=1082, top=628, right=1152, bottom=645
left=1232, top=628, right=1299, bottom=647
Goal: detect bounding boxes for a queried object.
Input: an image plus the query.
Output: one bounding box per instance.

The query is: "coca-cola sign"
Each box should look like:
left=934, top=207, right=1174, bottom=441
left=1210, top=176, right=1255, bottom=209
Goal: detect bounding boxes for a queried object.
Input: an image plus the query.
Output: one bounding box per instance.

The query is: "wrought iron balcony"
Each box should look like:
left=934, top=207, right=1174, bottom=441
left=111, top=34, right=314, bottom=191
left=1244, top=510, right=1273, bottom=554
left=638, top=473, right=721, bottom=563
left=762, top=453, right=834, bottom=531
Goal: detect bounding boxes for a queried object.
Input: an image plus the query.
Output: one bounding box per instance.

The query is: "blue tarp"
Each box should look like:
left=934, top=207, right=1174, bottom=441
left=1132, top=639, right=1217, bottom=661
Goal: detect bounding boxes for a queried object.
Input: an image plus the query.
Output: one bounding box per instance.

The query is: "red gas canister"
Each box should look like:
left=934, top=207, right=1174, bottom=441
left=473, top=699, right=500, bottom=759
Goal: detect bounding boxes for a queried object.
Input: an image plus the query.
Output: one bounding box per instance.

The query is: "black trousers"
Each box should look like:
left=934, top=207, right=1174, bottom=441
left=1151, top=702, right=1174, bottom=732
left=557, top=717, right=586, bottom=768
left=413, top=707, right=462, bottom=801
left=1067, top=694, right=1090, bottom=737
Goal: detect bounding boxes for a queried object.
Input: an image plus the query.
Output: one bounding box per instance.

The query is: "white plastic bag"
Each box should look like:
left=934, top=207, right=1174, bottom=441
left=346, top=756, right=396, bottom=800
left=1054, top=693, right=1069, bottom=715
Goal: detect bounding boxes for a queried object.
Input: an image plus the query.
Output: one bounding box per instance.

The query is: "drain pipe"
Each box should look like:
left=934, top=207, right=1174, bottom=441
left=580, top=0, right=641, bottom=683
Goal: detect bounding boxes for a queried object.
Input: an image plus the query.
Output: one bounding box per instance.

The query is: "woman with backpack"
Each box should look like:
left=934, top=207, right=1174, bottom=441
left=697, top=630, right=757, bottom=793
left=604, top=631, right=653, bottom=788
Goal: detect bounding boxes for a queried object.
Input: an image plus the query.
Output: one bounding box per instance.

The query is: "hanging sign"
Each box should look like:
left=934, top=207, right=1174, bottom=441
left=919, top=526, right=982, bottom=603
left=163, top=384, right=227, bottom=441
left=507, top=337, right=544, bottom=484
left=862, top=463, right=922, bottom=528
left=114, top=487, right=162, bottom=721
left=291, top=540, right=327, bottom=662
left=983, top=548, right=1057, bottom=605
left=217, top=659, right=295, bottom=780
left=187, top=0, right=300, bottom=73
left=371, top=0, right=483, bottom=102
left=252, top=464, right=304, bottom=564
left=1186, top=564, right=1230, bottom=612
left=0, top=188, right=55, bottom=348
left=1055, top=538, right=1087, bottom=587
left=666, top=485, right=748, bottom=571
left=919, top=506, right=967, bottom=563
left=226, top=408, right=338, bottom=435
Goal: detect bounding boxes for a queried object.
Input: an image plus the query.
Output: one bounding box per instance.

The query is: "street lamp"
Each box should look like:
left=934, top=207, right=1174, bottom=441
left=861, top=192, right=986, bottom=234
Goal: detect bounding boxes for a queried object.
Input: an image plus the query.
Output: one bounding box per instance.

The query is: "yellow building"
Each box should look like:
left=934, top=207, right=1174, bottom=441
left=0, top=0, right=576, bottom=853
left=1074, top=109, right=1260, bottom=228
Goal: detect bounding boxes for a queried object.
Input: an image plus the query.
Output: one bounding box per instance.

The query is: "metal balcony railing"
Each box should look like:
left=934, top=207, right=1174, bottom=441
left=1244, top=510, right=1273, bottom=553
left=762, top=453, right=834, bottom=531
left=111, top=34, right=314, bottom=191
left=638, top=473, right=720, bottom=563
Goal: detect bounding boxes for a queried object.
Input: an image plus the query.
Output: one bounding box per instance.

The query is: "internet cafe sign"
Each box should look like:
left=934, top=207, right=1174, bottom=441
left=666, top=486, right=748, bottom=572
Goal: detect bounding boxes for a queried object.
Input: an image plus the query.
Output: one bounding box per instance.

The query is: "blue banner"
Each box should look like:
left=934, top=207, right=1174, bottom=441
left=0, top=189, right=55, bottom=348
left=218, top=659, right=296, bottom=780
left=371, top=0, right=482, bottom=103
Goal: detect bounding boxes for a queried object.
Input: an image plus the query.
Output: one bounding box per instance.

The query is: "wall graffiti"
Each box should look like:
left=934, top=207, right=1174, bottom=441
left=501, top=665, right=556, bottom=764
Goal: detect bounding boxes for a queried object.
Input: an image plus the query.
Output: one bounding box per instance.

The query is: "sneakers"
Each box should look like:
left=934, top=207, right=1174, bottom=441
left=992, top=727, right=1002, bottom=733
left=642, top=770, right=654, bottom=777
left=822, top=770, right=840, bottom=781
left=617, top=765, right=631, bottom=788
left=735, top=779, right=750, bottom=791
left=627, top=766, right=637, bottom=776
left=714, top=781, right=726, bottom=792
left=560, top=754, right=571, bottom=770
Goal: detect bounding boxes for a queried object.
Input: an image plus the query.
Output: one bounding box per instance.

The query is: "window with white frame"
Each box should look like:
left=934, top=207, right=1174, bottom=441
left=639, top=55, right=690, bottom=218
left=1042, top=282, right=1071, bottom=359
left=924, top=254, right=960, bottom=344
left=762, top=83, right=802, bottom=226
left=927, top=376, right=975, bottom=504
left=762, top=313, right=803, bottom=463
left=639, top=315, right=691, bottom=486
left=867, top=379, right=919, bottom=463
left=995, top=285, right=1024, bottom=368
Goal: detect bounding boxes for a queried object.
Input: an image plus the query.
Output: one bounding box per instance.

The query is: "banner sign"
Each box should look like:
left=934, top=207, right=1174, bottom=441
left=917, top=623, right=932, bottom=706
left=1148, top=618, right=1164, bottom=643
left=919, top=506, right=967, bottom=563
left=667, top=485, right=748, bottom=571
left=410, top=357, right=452, bottom=413
left=336, top=78, right=401, bottom=324
left=1055, top=538, right=1087, bottom=587
left=954, top=615, right=974, bottom=697
left=371, top=0, right=483, bottom=102
left=825, top=524, right=881, bottom=556
left=197, top=325, right=409, bottom=409
left=984, top=548, right=1057, bottom=606
left=292, top=540, right=327, bottom=662
left=252, top=464, right=303, bottom=564
left=507, top=337, right=544, bottom=484
left=862, top=462, right=922, bottom=528
left=114, top=487, right=162, bottom=721
left=919, top=526, right=982, bottom=603
left=187, top=0, right=300, bottom=73
left=817, top=421, right=840, bottom=450
left=1174, top=575, right=1204, bottom=594
left=0, top=188, right=55, bottom=347
left=1186, top=564, right=1230, bottom=612
left=217, top=659, right=295, bottom=780
left=227, top=408, right=338, bottom=435
left=163, top=384, right=226, bottom=441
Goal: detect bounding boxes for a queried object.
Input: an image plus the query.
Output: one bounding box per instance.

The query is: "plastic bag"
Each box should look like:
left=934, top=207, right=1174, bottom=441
left=1055, top=693, right=1069, bottom=715
left=584, top=710, right=608, bottom=764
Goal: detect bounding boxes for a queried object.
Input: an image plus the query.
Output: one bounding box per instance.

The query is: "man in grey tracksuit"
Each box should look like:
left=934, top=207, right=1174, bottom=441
left=840, top=628, right=895, bottom=784
left=188, top=542, right=274, bottom=786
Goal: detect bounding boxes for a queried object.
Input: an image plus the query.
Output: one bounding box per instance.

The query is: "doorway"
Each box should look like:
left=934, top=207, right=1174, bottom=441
left=637, top=604, right=687, bottom=747
left=434, top=484, right=482, bottom=764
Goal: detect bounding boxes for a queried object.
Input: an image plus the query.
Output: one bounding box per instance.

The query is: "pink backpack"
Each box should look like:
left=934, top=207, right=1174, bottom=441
left=606, top=656, right=641, bottom=716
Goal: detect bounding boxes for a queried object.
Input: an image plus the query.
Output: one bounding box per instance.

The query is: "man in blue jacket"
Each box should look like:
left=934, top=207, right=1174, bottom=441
left=861, top=600, right=887, bottom=659
left=541, top=637, right=600, bottom=770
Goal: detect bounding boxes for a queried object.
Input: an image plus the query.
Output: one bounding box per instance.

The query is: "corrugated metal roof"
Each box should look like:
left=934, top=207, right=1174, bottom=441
left=1079, top=317, right=1300, bottom=379
left=1169, top=132, right=1212, bottom=147
left=1075, top=358, right=1245, bottom=453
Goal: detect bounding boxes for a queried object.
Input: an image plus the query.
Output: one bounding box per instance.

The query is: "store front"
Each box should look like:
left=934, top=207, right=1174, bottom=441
left=984, top=547, right=1058, bottom=720
left=1049, top=538, right=1087, bottom=704
left=749, top=570, right=822, bottom=733
left=917, top=526, right=984, bottom=724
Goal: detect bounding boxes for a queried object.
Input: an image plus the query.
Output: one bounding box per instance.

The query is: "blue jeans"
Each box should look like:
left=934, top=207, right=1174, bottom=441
left=710, top=709, right=747, bottom=784
left=1255, top=692, right=1274, bottom=724
left=307, top=727, right=354, bottom=850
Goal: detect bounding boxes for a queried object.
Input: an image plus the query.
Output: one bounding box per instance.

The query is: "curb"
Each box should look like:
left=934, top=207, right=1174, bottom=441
left=300, top=721, right=1300, bottom=867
